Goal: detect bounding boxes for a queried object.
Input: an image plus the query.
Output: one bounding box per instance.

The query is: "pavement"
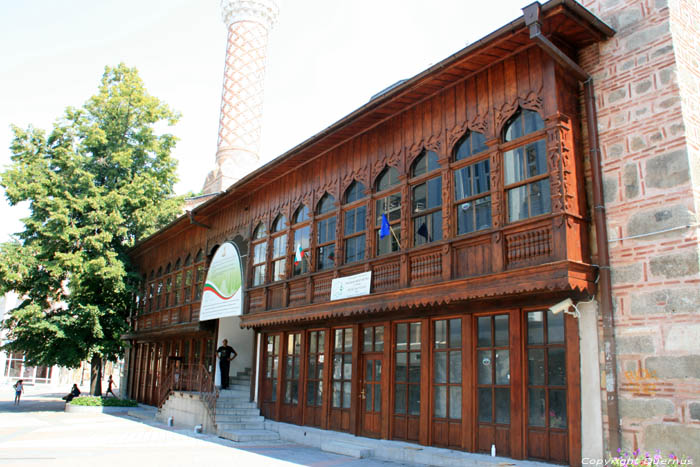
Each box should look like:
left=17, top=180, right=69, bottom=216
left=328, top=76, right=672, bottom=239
left=0, top=384, right=412, bottom=467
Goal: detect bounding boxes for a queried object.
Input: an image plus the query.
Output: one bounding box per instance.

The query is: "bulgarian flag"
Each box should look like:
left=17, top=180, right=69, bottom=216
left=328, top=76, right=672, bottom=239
left=294, top=243, right=305, bottom=265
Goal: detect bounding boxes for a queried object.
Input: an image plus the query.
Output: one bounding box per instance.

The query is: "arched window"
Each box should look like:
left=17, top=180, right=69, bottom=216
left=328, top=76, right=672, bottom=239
left=375, top=167, right=401, bottom=255
left=251, top=223, right=267, bottom=286
left=292, top=205, right=311, bottom=276
left=343, top=181, right=367, bottom=263
left=411, top=151, right=442, bottom=246
left=156, top=267, right=163, bottom=311
left=453, top=131, right=491, bottom=235
left=184, top=254, right=193, bottom=303
left=316, top=194, right=336, bottom=270
left=270, top=215, right=288, bottom=281
left=148, top=270, right=155, bottom=313
left=173, top=258, right=182, bottom=305
left=194, top=249, right=205, bottom=300
left=165, top=262, right=172, bottom=308
left=453, top=131, right=488, bottom=161
left=502, top=109, right=549, bottom=222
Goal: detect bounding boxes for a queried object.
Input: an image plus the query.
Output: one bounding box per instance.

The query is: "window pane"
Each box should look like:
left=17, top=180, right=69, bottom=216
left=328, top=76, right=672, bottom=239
left=528, top=349, right=545, bottom=385
left=396, top=324, right=408, bottom=350
left=528, top=312, right=544, bottom=344
left=449, top=386, right=462, bottom=419
left=449, top=319, right=461, bottom=348
left=273, top=259, right=286, bottom=281
left=495, top=350, right=510, bottom=385
left=344, top=328, right=353, bottom=351
left=318, top=194, right=336, bottom=215
left=408, top=384, right=420, bottom=415
left=375, top=326, right=384, bottom=351
left=548, top=309, right=565, bottom=343
left=396, top=353, right=407, bottom=382
left=254, top=242, right=267, bottom=263
left=395, top=384, right=406, bottom=414
left=434, top=320, right=447, bottom=349
left=477, top=317, right=492, bottom=347
left=478, top=388, right=492, bottom=422
left=409, top=352, right=421, bottom=383
left=307, top=381, right=317, bottom=406
left=478, top=350, right=492, bottom=384
left=377, top=167, right=399, bottom=191
left=317, top=245, right=335, bottom=270
left=332, top=382, right=341, bottom=408
left=473, top=159, right=490, bottom=194
left=507, top=185, right=529, bottom=222
left=427, top=150, right=440, bottom=172
left=343, top=382, right=352, bottom=408
left=333, top=354, right=342, bottom=379
left=435, top=352, right=447, bottom=383
left=345, top=182, right=366, bottom=203
left=427, top=177, right=442, bottom=209
left=449, top=351, right=462, bottom=383
left=525, top=140, right=547, bottom=178
left=345, top=235, right=365, bottom=263
left=523, top=109, right=545, bottom=134
left=318, top=331, right=325, bottom=352
left=308, top=358, right=316, bottom=379
left=364, top=328, right=372, bottom=352
left=414, top=216, right=429, bottom=246
left=549, top=389, right=567, bottom=428
left=273, top=234, right=287, bottom=257
left=376, top=227, right=400, bottom=255
left=528, top=388, right=546, bottom=426
left=494, top=315, right=509, bottom=347
left=253, top=265, right=266, bottom=286
left=412, top=183, right=426, bottom=213
left=412, top=152, right=427, bottom=177
left=504, top=113, right=523, bottom=142
left=454, top=165, right=473, bottom=200
left=529, top=178, right=551, bottom=217
left=434, top=386, right=447, bottom=418
left=495, top=388, right=510, bottom=424
left=374, top=385, right=381, bottom=412
left=430, top=210, right=442, bottom=241
left=343, top=355, right=352, bottom=379
left=366, top=384, right=372, bottom=411
left=410, top=323, right=421, bottom=349
left=374, top=360, right=381, bottom=381
left=548, top=348, right=566, bottom=386
left=457, top=201, right=475, bottom=235
left=294, top=226, right=310, bottom=250
left=504, top=146, right=525, bottom=185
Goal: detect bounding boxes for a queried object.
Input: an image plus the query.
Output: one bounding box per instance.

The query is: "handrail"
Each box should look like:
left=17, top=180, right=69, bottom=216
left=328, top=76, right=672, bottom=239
left=156, top=363, right=218, bottom=431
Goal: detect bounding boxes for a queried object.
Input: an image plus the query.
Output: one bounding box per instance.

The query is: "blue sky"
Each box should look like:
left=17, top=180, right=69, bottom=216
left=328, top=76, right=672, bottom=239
left=0, top=0, right=533, bottom=242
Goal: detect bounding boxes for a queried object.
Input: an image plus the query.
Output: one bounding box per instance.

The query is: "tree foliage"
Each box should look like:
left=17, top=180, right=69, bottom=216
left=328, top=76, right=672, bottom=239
left=0, top=64, right=183, bottom=392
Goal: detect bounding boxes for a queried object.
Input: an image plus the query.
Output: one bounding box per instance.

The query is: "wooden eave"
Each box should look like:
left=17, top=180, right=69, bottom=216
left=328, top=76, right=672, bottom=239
left=239, top=261, right=596, bottom=329
left=133, top=0, right=613, bottom=254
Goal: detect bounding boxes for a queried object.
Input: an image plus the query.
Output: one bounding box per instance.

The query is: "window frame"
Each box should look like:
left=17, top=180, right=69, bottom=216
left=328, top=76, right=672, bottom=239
left=270, top=214, right=288, bottom=282
left=291, top=205, right=312, bottom=277
left=373, top=167, right=402, bottom=256
left=409, top=150, right=442, bottom=247
left=452, top=130, right=493, bottom=237
left=315, top=193, right=337, bottom=271
left=342, top=181, right=368, bottom=264
left=251, top=222, right=268, bottom=287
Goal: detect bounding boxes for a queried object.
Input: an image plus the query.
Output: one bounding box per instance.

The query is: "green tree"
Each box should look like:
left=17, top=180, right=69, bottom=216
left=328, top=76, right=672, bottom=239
left=0, top=64, right=183, bottom=395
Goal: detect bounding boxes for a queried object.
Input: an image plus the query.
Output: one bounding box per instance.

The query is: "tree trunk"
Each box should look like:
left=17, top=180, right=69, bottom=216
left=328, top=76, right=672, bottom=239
left=90, top=355, right=102, bottom=396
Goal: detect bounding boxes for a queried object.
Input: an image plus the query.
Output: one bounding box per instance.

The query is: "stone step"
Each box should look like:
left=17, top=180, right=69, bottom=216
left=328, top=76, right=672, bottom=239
left=216, top=418, right=263, bottom=426
left=215, top=407, right=260, bottom=416
left=321, top=441, right=374, bottom=459
left=218, top=429, right=280, bottom=442
left=216, top=401, right=257, bottom=409
left=219, top=388, right=249, bottom=397
left=217, top=421, right=266, bottom=431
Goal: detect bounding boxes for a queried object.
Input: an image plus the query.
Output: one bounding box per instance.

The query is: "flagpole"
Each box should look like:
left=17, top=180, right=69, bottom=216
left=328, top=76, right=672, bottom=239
left=389, top=224, right=401, bottom=247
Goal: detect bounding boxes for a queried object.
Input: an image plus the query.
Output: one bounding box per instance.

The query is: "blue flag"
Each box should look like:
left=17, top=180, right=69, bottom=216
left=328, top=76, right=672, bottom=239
left=379, top=213, right=390, bottom=239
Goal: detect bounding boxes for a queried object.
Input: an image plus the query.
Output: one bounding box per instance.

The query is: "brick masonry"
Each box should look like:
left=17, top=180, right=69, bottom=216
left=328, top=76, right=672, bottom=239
left=580, top=0, right=700, bottom=458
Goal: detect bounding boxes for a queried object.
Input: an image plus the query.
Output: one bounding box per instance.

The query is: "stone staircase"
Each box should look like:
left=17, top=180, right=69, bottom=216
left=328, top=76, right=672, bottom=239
left=215, top=368, right=279, bottom=442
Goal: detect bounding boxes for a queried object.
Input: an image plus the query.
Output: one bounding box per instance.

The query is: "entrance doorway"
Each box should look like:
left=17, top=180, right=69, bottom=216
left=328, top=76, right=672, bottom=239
left=360, top=324, right=385, bottom=438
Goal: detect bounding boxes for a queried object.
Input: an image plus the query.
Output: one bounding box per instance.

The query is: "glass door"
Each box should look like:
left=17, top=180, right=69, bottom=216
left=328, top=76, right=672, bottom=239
left=261, top=333, right=280, bottom=419
left=360, top=325, right=384, bottom=438
left=281, top=332, right=302, bottom=424
left=392, top=321, right=421, bottom=441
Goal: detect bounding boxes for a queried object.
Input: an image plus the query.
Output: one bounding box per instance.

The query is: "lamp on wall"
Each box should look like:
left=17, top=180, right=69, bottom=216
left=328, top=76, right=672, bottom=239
left=548, top=298, right=580, bottom=318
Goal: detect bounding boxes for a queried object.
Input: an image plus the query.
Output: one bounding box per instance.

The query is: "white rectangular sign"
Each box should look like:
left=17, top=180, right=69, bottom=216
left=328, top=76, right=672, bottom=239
left=331, top=271, right=372, bottom=301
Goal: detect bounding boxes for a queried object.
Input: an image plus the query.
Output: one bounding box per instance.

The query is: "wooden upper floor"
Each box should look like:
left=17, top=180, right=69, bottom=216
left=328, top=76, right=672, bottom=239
left=129, top=0, right=613, bottom=333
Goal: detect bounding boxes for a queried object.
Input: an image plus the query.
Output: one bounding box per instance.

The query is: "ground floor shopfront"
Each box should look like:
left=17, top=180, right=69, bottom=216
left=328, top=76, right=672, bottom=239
left=255, top=303, right=582, bottom=465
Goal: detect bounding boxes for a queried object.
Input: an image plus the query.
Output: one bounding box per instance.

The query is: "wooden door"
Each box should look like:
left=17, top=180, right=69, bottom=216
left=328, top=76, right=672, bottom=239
left=280, top=332, right=302, bottom=424
left=304, top=330, right=325, bottom=427
left=360, top=353, right=383, bottom=437
left=261, top=333, right=281, bottom=419
left=392, top=321, right=421, bottom=441
left=431, top=317, right=463, bottom=449
left=329, top=327, right=353, bottom=432
left=475, top=314, right=511, bottom=456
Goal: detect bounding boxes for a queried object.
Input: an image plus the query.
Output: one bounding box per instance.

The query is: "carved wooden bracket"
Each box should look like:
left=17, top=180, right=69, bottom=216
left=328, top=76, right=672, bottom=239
left=494, top=89, right=544, bottom=136
left=447, top=112, right=490, bottom=153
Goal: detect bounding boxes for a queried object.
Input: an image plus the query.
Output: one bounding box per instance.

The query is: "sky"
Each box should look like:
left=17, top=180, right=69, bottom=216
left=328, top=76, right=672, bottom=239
left=0, top=0, right=535, bottom=243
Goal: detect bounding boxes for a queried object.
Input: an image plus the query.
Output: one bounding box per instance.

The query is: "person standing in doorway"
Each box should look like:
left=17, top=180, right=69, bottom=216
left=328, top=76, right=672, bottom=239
left=216, top=339, right=237, bottom=389
left=13, top=380, right=24, bottom=405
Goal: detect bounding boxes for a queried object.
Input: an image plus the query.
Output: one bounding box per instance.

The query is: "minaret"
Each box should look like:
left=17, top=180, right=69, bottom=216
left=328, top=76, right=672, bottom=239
left=203, top=0, right=279, bottom=195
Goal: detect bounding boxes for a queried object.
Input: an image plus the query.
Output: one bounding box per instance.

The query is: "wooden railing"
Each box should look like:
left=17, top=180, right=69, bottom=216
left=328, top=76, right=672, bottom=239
left=157, top=363, right=218, bottom=430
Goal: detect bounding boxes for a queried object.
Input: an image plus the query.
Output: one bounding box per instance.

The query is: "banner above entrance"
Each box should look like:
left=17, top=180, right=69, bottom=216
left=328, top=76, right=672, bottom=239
left=200, top=242, right=243, bottom=321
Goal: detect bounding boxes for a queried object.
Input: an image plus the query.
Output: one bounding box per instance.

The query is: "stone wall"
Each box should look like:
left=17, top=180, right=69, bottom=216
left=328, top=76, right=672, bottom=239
left=580, top=0, right=700, bottom=459
left=156, top=391, right=216, bottom=433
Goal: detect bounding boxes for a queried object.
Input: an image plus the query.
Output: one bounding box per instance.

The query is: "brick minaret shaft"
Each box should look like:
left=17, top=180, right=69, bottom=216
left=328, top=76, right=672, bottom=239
left=203, top=0, right=279, bottom=195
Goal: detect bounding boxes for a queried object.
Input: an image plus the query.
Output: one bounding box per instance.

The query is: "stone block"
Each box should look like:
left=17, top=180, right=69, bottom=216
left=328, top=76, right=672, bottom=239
left=659, top=96, right=681, bottom=109
left=635, top=80, right=652, bottom=95
left=631, top=136, right=646, bottom=151
left=610, top=8, right=642, bottom=30
left=630, top=287, right=700, bottom=315
left=611, top=263, right=642, bottom=285
left=690, top=402, right=700, bottom=421
left=649, top=132, right=663, bottom=143
left=619, top=398, right=674, bottom=418
left=645, top=355, right=700, bottom=379
left=608, top=88, right=627, bottom=104
left=659, top=67, right=675, bottom=86
left=607, top=143, right=624, bottom=159
left=651, top=45, right=674, bottom=59
left=604, top=175, right=618, bottom=204
left=649, top=250, right=699, bottom=278
left=624, top=24, right=670, bottom=52
left=623, top=163, right=639, bottom=199
left=617, top=335, right=655, bottom=355
left=626, top=205, right=695, bottom=238
left=642, top=424, right=700, bottom=462
left=655, top=0, right=668, bottom=8
left=670, top=123, right=685, bottom=136
left=666, top=324, right=700, bottom=353
left=646, top=149, right=690, bottom=189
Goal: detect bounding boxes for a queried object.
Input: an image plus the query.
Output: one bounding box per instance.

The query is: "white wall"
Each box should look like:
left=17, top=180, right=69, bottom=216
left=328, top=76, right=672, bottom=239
left=215, top=316, right=253, bottom=385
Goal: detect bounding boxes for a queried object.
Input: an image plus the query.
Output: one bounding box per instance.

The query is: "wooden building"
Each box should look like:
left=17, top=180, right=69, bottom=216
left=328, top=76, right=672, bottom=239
left=125, top=1, right=617, bottom=464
